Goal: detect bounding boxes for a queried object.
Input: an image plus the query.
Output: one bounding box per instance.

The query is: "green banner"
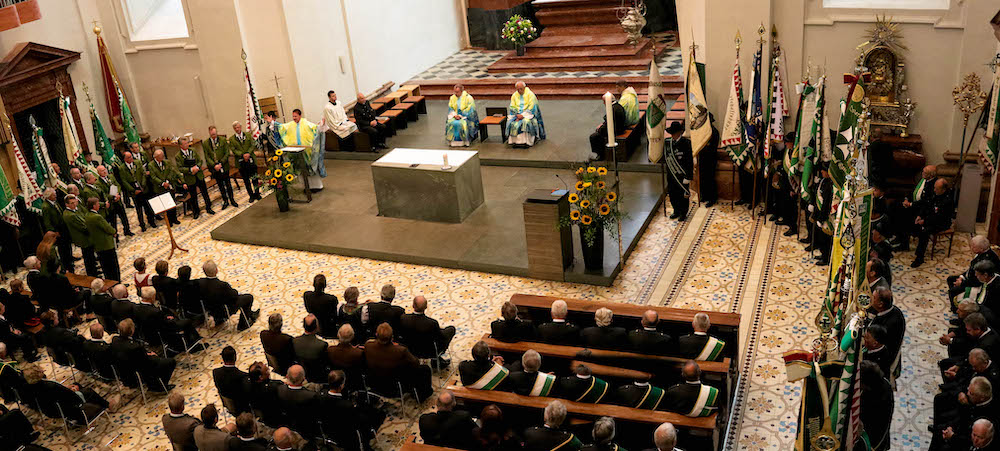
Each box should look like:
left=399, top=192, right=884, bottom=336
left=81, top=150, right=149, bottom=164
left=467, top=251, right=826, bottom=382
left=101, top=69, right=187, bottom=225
left=831, top=74, right=866, bottom=191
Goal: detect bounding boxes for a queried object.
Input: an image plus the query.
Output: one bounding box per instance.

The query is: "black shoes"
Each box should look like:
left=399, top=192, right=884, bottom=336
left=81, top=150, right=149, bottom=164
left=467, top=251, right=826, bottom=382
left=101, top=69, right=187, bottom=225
left=221, top=202, right=229, bottom=210
left=783, top=229, right=797, bottom=237
left=911, top=257, right=925, bottom=268
left=798, top=237, right=810, bottom=244
left=230, top=200, right=239, bottom=208
left=124, top=231, right=134, bottom=237
left=669, top=213, right=680, bottom=219
left=705, top=201, right=716, bottom=208
left=206, top=209, right=216, bottom=215
left=237, top=309, right=261, bottom=331
left=816, top=258, right=829, bottom=266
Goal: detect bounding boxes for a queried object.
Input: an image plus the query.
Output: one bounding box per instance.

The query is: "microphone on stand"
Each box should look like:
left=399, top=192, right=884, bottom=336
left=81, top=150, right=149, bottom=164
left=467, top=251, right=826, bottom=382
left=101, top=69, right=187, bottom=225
left=553, top=174, right=569, bottom=196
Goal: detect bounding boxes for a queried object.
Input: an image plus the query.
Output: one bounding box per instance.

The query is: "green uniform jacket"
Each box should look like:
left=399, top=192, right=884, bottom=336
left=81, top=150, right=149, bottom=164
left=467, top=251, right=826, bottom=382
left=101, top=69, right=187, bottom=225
left=80, top=182, right=107, bottom=214
left=63, top=208, right=90, bottom=247
left=148, top=160, right=180, bottom=195
left=85, top=210, right=116, bottom=251
left=204, top=136, right=231, bottom=172
left=116, top=160, right=148, bottom=196
left=40, top=199, right=63, bottom=233
left=228, top=132, right=256, bottom=161
left=97, top=176, right=123, bottom=206
left=175, top=148, right=204, bottom=186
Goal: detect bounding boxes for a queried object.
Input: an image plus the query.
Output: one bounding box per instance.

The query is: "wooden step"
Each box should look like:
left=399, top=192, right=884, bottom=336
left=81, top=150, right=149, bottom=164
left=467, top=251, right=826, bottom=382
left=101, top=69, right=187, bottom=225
left=527, top=33, right=631, bottom=48
left=942, top=151, right=980, bottom=163
left=415, top=84, right=682, bottom=100
left=407, top=76, right=683, bottom=100
left=536, top=8, right=620, bottom=26
left=540, top=24, right=625, bottom=36
left=532, top=0, right=620, bottom=9
left=487, top=56, right=653, bottom=73
left=508, top=39, right=653, bottom=59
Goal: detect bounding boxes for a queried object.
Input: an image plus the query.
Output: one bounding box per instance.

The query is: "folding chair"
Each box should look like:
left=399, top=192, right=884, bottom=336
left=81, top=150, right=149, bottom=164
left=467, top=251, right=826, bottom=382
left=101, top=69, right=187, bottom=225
left=54, top=401, right=109, bottom=440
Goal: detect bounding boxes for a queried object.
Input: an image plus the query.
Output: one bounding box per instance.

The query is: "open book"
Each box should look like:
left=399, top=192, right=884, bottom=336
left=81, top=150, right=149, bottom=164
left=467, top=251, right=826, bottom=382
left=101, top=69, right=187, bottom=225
left=148, top=192, right=177, bottom=214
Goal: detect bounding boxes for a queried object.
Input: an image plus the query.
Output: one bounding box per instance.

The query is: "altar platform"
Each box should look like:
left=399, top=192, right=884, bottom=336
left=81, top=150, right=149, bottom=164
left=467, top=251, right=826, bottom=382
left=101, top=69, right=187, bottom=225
left=210, top=160, right=664, bottom=286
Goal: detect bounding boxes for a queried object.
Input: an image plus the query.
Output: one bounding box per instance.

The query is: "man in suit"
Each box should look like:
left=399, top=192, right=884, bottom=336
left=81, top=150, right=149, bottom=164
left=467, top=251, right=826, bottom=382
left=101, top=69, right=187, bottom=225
left=524, top=400, right=584, bottom=450
left=588, top=82, right=627, bottom=161
left=327, top=324, right=365, bottom=389
left=118, top=145, right=158, bottom=231
left=364, top=323, right=432, bottom=401
left=950, top=236, right=1000, bottom=301
left=39, top=188, right=74, bottom=270
left=664, top=121, right=694, bottom=221
left=976, top=261, right=1000, bottom=313
left=459, top=340, right=510, bottom=391
left=870, top=223, right=893, bottom=263
left=96, top=165, right=132, bottom=237
left=581, top=417, right=627, bottom=451
left=199, top=260, right=259, bottom=330
left=937, top=349, right=1000, bottom=421
left=147, top=149, right=181, bottom=225
left=228, top=412, right=269, bottom=451
left=810, top=163, right=835, bottom=266
left=260, top=313, right=295, bottom=376
left=400, top=295, right=456, bottom=364
left=193, top=404, right=236, bottom=451
left=942, top=302, right=996, bottom=360
left=247, top=362, right=283, bottom=428
left=894, top=164, right=938, bottom=252
left=869, top=286, right=907, bottom=361
left=37, top=311, right=82, bottom=368
left=303, top=274, right=338, bottom=338
left=110, top=318, right=176, bottom=391
left=418, top=390, right=478, bottom=449
left=0, top=303, right=38, bottom=362
left=491, top=301, right=535, bottom=343
left=62, top=195, right=98, bottom=276
left=628, top=310, right=671, bottom=355
left=911, top=178, right=955, bottom=268
left=354, top=92, right=389, bottom=150
left=204, top=125, right=238, bottom=209
left=645, top=423, right=680, bottom=451
left=213, top=346, right=250, bottom=416
left=362, top=284, right=404, bottom=338
left=109, top=284, right=135, bottom=326
left=614, top=375, right=666, bottom=410
left=230, top=122, right=261, bottom=202
left=930, top=376, right=999, bottom=450
left=972, top=419, right=1000, bottom=451
left=275, top=365, right=319, bottom=434
left=84, top=197, right=120, bottom=281
left=134, top=287, right=203, bottom=353
left=862, top=324, right=894, bottom=381
left=537, top=299, right=580, bottom=345
left=80, top=172, right=108, bottom=218
left=0, top=343, right=26, bottom=403
left=662, top=361, right=719, bottom=417
left=317, top=370, right=385, bottom=447
left=677, top=312, right=726, bottom=361
left=88, top=278, right=115, bottom=333
left=292, top=314, right=329, bottom=382
left=580, top=307, right=627, bottom=349
left=162, top=393, right=201, bottom=451
left=174, top=136, right=214, bottom=219
left=857, top=361, right=893, bottom=451
left=270, top=427, right=295, bottom=451
left=942, top=313, right=1000, bottom=376
left=81, top=323, right=115, bottom=380
left=507, top=349, right=556, bottom=396
left=557, top=363, right=609, bottom=403
left=23, top=257, right=48, bottom=309
left=867, top=258, right=892, bottom=292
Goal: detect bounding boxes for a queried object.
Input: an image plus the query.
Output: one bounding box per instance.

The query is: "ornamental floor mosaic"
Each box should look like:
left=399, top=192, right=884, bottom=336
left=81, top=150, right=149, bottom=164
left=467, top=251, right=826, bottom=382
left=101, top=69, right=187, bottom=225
left=0, top=184, right=964, bottom=450
left=408, top=33, right=682, bottom=81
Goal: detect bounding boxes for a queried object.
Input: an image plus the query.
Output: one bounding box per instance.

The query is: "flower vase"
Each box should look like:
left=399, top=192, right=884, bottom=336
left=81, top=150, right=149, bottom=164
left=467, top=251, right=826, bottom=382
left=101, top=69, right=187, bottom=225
left=516, top=45, right=525, bottom=56
left=579, top=224, right=604, bottom=271
left=276, top=186, right=290, bottom=212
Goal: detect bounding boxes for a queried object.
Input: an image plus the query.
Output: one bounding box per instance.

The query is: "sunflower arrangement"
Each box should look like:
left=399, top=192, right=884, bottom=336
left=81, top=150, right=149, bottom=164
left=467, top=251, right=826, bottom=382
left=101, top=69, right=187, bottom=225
left=500, top=14, right=537, bottom=48
left=559, top=165, right=625, bottom=246
left=259, top=148, right=300, bottom=202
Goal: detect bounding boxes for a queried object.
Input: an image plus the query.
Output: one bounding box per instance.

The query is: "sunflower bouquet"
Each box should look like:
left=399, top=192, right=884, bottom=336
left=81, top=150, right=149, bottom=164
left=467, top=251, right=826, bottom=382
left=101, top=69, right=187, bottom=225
left=259, top=148, right=300, bottom=204
left=559, top=165, right=624, bottom=247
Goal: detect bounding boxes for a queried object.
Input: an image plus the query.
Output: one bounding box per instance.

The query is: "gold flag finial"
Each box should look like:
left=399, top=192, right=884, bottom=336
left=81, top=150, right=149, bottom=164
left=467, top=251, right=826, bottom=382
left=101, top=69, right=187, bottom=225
left=241, top=48, right=248, bottom=62
left=82, top=82, right=92, bottom=104
left=92, top=20, right=102, bottom=36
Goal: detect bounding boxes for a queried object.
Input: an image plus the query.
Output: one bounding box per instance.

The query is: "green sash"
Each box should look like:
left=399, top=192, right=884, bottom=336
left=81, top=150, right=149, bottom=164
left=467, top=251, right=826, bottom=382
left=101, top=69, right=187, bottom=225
left=529, top=372, right=556, bottom=397
left=635, top=384, right=665, bottom=410
left=468, top=362, right=509, bottom=390
left=575, top=377, right=608, bottom=403
left=912, top=178, right=925, bottom=201
left=696, top=336, right=726, bottom=361
left=686, top=384, right=719, bottom=417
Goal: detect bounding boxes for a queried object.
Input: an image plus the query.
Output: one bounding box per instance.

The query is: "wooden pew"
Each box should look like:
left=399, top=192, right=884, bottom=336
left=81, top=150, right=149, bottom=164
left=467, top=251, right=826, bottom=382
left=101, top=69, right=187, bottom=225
left=567, top=360, right=651, bottom=381
left=65, top=272, right=119, bottom=292
left=508, top=294, right=741, bottom=366
left=446, top=376, right=719, bottom=449
left=400, top=442, right=463, bottom=451
left=481, top=334, right=731, bottom=407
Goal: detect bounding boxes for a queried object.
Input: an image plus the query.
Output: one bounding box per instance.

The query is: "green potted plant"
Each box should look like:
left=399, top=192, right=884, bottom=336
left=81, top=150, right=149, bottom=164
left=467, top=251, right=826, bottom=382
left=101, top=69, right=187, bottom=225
left=559, top=165, right=624, bottom=270
left=501, top=14, right=537, bottom=56
left=261, top=148, right=299, bottom=212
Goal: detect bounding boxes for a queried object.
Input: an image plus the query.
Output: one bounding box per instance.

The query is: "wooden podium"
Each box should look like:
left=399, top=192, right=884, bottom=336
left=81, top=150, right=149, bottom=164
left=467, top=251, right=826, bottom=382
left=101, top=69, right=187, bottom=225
left=523, top=189, right=572, bottom=281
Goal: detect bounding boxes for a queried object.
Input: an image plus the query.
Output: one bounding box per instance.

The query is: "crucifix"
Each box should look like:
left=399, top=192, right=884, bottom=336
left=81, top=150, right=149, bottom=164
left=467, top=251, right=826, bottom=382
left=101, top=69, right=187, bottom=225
left=272, top=73, right=286, bottom=121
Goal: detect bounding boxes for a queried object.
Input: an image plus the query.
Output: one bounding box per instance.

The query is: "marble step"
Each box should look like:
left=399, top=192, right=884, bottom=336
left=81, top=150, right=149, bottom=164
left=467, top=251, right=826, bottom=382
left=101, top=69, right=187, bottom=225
left=535, top=6, right=621, bottom=26
left=412, top=78, right=683, bottom=100
left=539, top=24, right=626, bottom=36
left=486, top=55, right=654, bottom=73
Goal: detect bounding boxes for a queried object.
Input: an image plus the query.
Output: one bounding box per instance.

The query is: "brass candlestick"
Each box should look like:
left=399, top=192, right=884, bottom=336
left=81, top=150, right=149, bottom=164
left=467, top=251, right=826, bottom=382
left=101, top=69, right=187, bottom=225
left=953, top=73, right=987, bottom=166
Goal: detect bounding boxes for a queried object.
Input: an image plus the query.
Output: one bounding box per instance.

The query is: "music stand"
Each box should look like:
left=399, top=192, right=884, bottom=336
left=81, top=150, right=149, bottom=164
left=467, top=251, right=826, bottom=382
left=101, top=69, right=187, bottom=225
left=149, top=193, right=188, bottom=259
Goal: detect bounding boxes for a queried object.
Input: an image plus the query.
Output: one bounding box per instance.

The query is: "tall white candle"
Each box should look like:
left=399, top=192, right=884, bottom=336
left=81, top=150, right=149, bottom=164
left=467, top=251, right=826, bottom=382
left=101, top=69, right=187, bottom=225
left=603, top=92, right=615, bottom=147
left=443, top=154, right=449, bottom=167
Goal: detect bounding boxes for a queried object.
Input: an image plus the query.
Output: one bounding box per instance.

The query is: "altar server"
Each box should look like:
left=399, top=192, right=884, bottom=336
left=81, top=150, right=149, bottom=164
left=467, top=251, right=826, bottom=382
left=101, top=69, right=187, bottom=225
left=445, top=84, right=479, bottom=147
left=506, top=81, right=545, bottom=148
left=323, top=90, right=357, bottom=141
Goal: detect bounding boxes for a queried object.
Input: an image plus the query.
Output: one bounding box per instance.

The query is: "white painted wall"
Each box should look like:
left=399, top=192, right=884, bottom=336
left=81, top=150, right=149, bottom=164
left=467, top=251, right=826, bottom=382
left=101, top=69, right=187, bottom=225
left=281, top=0, right=356, bottom=121
left=343, top=0, right=463, bottom=95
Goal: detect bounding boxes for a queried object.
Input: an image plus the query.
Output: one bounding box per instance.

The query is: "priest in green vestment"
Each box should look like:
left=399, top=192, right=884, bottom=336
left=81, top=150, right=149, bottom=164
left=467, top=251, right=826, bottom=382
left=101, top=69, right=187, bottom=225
left=445, top=84, right=479, bottom=147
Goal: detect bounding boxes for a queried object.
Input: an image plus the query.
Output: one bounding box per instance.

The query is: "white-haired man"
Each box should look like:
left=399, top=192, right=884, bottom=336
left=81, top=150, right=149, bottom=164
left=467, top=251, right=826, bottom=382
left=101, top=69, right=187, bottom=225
left=537, top=299, right=580, bottom=345
left=198, top=260, right=258, bottom=330
left=148, top=149, right=181, bottom=225
left=505, top=81, right=545, bottom=148
left=39, top=187, right=74, bottom=270
left=972, top=418, right=997, bottom=451
left=174, top=136, right=214, bottom=219
left=677, top=312, right=726, bottom=361
left=950, top=235, right=1000, bottom=303
left=644, top=422, right=681, bottom=451
left=204, top=125, right=237, bottom=209
left=524, top=400, right=583, bottom=450
left=581, top=307, right=626, bottom=349
left=97, top=164, right=132, bottom=237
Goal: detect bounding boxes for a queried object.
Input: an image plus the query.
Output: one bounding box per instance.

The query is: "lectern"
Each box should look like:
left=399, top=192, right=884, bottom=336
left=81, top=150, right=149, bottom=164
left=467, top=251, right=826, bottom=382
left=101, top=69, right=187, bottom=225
left=523, top=189, right=572, bottom=281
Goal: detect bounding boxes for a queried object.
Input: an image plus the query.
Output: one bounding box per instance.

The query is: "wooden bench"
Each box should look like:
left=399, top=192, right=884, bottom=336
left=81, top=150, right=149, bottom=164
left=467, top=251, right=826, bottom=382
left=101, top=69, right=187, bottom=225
left=391, top=101, right=419, bottom=122
left=567, top=359, right=651, bottom=381
left=446, top=376, right=719, bottom=449
left=399, top=84, right=421, bottom=98
left=402, top=95, right=427, bottom=114
left=370, top=102, right=387, bottom=115
left=381, top=109, right=407, bottom=130
left=386, top=91, right=409, bottom=105
left=481, top=334, right=732, bottom=407
left=509, top=294, right=741, bottom=367
left=478, top=107, right=508, bottom=143
left=400, top=442, right=463, bottom=451
left=65, top=272, right=119, bottom=292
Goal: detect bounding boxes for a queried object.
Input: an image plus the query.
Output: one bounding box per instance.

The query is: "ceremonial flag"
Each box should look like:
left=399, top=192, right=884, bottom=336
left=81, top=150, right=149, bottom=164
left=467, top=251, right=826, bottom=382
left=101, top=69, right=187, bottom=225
left=784, top=81, right=811, bottom=185
left=686, top=46, right=712, bottom=158
left=763, top=47, right=785, bottom=177
left=243, top=52, right=263, bottom=142
left=722, top=45, right=747, bottom=166
left=979, top=64, right=1000, bottom=173
left=95, top=27, right=128, bottom=133
left=118, top=83, right=140, bottom=145
left=28, top=117, right=50, bottom=189
left=647, top=59, right=667, bottom=163
left=791, top=361, right=831, bottom=451
left=783, top=350, right=814, bottom=382
left=800, top=76, right=826, bottom=203
left=60, top=95, right=87, bottom=168
left=12, top=122, right=43, bottom=214
left=0, top=125, right=18, bottom=226
left=743, top=43, right=764, bottom=173
left=832, top=73, right=867, bottom=191
left=90, top=101, right=119, bottom=167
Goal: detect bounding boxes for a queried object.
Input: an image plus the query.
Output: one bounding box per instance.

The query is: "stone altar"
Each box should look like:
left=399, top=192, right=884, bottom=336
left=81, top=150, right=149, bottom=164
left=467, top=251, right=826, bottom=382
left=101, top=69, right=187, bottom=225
left=372, top=148, right=484, bottom=223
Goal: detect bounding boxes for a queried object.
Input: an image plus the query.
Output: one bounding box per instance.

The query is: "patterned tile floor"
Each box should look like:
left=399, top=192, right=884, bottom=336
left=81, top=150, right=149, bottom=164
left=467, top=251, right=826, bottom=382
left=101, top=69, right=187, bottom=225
left=0, top=181, right=961, bottom=450
left=409, top=33, right=682, bottom=81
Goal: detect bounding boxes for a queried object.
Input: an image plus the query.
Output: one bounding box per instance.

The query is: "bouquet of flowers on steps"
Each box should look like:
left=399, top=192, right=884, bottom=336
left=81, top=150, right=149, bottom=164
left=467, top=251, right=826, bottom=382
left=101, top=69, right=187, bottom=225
left=501, top=14, right=537, bottom=54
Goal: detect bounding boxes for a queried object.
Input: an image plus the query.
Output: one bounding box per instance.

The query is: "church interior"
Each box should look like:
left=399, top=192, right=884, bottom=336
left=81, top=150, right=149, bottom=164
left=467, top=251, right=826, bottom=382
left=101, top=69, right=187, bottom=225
left=0, top=0, right=999, bottom=450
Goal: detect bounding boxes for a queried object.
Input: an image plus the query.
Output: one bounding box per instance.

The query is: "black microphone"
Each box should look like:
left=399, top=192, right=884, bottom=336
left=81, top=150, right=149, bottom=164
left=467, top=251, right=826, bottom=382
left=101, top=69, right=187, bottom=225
left=554, top=174, right=569, bottom=192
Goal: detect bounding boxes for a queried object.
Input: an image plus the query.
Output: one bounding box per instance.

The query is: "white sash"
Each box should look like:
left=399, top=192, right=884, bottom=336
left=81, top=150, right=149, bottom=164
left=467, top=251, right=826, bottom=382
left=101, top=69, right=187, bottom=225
left=696, top=336, right=725, bottom=361
left=686, top=385, right=717, bottom=417
left=468, top=362, right=509, bottom=390
left=529, top=372, right=556, bottom=397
